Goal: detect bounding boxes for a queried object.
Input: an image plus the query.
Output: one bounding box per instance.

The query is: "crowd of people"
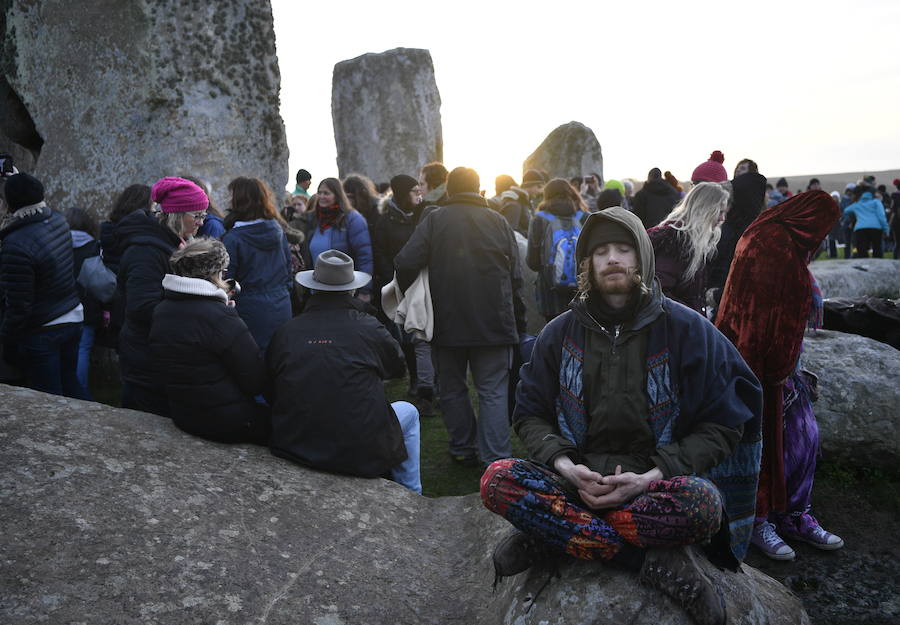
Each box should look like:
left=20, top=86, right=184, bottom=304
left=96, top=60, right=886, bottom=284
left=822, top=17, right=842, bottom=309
left=2, top=148, right=895, bottom=625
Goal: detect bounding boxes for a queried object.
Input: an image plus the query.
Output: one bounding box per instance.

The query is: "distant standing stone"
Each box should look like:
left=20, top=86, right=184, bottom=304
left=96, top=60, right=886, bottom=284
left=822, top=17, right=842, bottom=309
left=332, top=47, right=442, bottom=182
left=523, top=121, right=603, bottom=181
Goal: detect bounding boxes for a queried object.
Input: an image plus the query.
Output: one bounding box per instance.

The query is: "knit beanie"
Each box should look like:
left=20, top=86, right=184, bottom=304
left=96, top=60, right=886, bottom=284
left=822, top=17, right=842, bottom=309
left=691, top=151, right=727, bottom=183
left=522, top=169, right=546, bottom=186
left=390, top=174, right=419, bottom=199
left=582, top=220, right=635, bottom=258
left=151, top=177, right=208, bottom=214
left=169, top=238, right=230, bottom=278
left=603, top=179, right=626, bottom=195
left=3, top=172, right=44, bottom=210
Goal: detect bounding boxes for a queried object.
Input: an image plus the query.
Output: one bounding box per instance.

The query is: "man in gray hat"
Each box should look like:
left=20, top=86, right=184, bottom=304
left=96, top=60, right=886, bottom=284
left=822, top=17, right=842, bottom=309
left=266, top=250, right=421, bottom=493
left=479, top=208, right=763, bottom=625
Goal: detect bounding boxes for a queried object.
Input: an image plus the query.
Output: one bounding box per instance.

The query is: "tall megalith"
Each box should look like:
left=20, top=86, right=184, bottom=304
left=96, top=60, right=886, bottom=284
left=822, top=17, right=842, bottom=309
left=0, top=0, right=288, bottom=213
left=332, top=48, right=442, bottom=182
left=523, top=121, right=603, bottom=181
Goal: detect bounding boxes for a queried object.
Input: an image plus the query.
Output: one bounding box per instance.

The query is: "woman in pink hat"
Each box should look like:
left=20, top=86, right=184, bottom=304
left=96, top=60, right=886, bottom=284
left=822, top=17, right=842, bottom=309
left=116, top=176, right=209, bottom=416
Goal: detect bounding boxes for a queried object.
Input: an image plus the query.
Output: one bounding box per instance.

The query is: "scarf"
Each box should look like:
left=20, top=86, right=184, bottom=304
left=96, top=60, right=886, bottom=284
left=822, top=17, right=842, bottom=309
left=317, top=203, right=342, bottom=233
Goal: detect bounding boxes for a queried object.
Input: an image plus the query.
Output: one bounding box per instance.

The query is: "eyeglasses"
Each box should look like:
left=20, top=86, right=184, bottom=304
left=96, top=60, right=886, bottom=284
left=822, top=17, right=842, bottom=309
left=185, top=212, right=207, bottom=222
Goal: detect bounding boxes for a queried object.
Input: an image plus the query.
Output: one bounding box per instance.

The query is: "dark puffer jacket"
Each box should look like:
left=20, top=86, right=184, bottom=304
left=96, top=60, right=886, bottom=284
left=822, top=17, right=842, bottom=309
left=372, top=198, right=424, bottom=291
left=115, top=210, right=181, bottom=387
left=0, top=204, right=80, bottom=338
left=222, top=219, right=292, bottom=351
left=150, top=276, right=269, bottom=444
left=631, top=179, right=682, bottom=229
left=267, top=292, right=407, bottom=478
left=394, top=192, right=526, bottom=347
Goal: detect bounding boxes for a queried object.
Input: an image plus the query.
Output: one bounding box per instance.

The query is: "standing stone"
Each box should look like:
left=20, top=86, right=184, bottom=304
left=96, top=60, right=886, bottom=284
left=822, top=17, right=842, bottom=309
left=332, top=48, right=442, bottom=182
left=523, top=121, right=603, bottom=181
left=0, top=0, right=288, bottom=214
left=810, top=258, right=900, bottom=299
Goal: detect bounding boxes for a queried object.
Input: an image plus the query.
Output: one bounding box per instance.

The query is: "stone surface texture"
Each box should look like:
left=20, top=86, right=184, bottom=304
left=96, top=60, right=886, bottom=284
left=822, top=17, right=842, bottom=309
left=522, top=122, right=603, bottom=181
left=1, top=384, right=810, bottom=624
left=0, top=0, right=288, bottom=213
left=332, top=48, right=442, bottom=182
left=801, top=330, right=899, bottom=469
left=810, top=258, right=900, bottom=299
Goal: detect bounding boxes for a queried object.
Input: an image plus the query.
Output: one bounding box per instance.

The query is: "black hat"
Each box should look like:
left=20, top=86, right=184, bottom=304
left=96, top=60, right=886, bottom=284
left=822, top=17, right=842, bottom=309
left=3, top=172, right=44, bottom=210
left=390, top=175, right=419, bottom=199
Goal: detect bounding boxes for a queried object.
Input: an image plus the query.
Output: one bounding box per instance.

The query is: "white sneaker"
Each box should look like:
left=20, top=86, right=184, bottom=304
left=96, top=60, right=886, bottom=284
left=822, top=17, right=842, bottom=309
left=751, top=522, right=796, bottom=561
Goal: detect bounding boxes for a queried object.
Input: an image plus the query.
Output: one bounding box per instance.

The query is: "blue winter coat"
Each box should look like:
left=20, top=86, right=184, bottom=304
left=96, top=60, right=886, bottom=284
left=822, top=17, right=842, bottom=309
left=223, top=219, right=292, bottom=351
left=843, top=192, right=889, bottom=233
left=303, top=210, right=373, bottom=293
left=196, top=213, right=226, bottom=239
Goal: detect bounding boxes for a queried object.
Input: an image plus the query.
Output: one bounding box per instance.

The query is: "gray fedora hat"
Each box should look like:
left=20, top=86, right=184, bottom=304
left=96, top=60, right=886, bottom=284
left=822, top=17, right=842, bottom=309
left=295, top=249, right=371, bottom=291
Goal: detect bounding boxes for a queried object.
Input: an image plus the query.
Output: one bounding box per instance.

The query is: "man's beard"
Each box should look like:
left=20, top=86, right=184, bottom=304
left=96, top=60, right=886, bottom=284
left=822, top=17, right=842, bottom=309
left=594, top=266, right=642, bottom=295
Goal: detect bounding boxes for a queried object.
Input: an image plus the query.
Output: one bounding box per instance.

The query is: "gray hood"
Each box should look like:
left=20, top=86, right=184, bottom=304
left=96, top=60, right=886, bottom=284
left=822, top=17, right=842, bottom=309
left=575, top=206, right=656, bottom=286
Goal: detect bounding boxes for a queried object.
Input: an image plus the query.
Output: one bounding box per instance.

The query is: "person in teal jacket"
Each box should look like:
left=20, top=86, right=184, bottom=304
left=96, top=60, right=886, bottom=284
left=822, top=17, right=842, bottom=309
left=843, top=190, right=889, bottom=258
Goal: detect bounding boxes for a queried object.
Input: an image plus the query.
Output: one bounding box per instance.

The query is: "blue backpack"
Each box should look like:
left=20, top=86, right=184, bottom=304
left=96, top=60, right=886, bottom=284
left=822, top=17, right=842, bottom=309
left=537, top=212, right=581, bottom=289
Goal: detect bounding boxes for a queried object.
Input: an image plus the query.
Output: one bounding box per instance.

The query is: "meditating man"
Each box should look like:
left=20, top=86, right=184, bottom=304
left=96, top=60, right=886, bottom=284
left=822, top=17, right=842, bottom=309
left=480, top=208, right=763, bottom=625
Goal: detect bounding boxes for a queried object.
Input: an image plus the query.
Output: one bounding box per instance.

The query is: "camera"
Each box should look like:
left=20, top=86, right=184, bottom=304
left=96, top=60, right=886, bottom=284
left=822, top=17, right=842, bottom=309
left=225, top=278, right=241, bottom=298
left=0, top=153, right=14, bottom=177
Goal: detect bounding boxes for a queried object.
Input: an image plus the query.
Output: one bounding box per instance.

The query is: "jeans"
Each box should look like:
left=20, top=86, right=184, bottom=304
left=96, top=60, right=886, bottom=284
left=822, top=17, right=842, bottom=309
left=76, top=324, right=95, bottom=400
left=434, top=345, right=512, bottom=462
left=390, top=401, right=422, bottom=494
left=17, top=323, right=87, bottom=399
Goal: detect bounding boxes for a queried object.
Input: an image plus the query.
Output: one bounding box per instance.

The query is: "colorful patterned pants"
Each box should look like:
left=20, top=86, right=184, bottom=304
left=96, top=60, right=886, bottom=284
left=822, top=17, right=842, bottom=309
left=481, top=459, right=723, bottom=566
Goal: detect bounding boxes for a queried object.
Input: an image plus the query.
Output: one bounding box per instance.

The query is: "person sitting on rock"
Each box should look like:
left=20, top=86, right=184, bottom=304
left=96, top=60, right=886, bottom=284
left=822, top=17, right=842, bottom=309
left=149, top=238, right=271, bottom=445
left=266, top=249, right=421, bottom=494
left=716, top=191, right=844, bottom=561
left=480, top=208, right=763, bottom=625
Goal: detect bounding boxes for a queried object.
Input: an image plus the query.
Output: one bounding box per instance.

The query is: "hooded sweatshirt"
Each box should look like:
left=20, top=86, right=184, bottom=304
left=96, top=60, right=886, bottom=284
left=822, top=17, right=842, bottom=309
left=843, top=191, right=890, bottom=232
left=222, top=218, right=293, bottom=351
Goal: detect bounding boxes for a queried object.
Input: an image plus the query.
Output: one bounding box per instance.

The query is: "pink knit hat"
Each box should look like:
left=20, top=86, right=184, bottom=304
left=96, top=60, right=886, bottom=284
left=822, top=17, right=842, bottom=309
left=691, top=151, right=728, bottom=183
left=150, top=177, right=208, bottom=213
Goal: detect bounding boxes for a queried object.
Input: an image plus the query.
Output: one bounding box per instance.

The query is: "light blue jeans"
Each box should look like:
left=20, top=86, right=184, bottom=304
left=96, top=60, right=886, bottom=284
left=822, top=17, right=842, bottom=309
left=390, top=401, right=422, bottom=494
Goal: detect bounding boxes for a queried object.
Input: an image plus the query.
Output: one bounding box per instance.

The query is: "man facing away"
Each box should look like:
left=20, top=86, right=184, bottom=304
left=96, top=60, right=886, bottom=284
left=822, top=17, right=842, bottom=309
left=267, top=249, right=421, bottom=493
left=480, top=208, right=762, bottom=625
left=395, top=167, right=526, bottom=467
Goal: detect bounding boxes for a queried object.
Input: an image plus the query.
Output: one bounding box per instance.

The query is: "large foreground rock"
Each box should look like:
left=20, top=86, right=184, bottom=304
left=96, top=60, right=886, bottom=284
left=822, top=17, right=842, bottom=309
left=523, top=122, right=603, bottom=181
left=332, top=48, right=442, bottom=182
left=1, top=385, right=809, bottom=624
left=810, top=258, right=900, bottom=298
left=802, top=330, right=900, bottom=469
left=1, top=1, right=288, bottom=213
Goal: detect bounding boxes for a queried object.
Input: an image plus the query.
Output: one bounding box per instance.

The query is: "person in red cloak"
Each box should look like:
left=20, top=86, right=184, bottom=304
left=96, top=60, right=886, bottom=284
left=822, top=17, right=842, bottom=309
left=715, top=190, right=844, bottom=561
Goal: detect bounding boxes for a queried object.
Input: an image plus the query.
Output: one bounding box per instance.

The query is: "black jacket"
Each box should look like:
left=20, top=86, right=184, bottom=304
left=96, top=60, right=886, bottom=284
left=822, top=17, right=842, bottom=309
left=115, top=210, right=181, bottom=386
left=0, top=204, right=80, bottom=338
left=266, top=293, right=407, bottom=478
left=707, top=172, right=767, bottom=290
left=394, top=193, right=526, bottom=347
left=150, top=279, right=268, bottom=443
left=372, top=198, right=423, bottom=290
left=631, top=180, right=682, bottom=229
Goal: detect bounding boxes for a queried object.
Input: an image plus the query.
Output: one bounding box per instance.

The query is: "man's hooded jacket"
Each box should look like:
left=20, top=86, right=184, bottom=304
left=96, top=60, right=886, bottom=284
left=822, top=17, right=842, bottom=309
left=514, top=208, right=763, bottom=567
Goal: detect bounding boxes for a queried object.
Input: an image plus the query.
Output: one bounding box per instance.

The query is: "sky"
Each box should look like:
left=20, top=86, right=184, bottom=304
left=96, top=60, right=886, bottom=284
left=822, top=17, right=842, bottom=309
left=271, top=0, right=900, bottom=192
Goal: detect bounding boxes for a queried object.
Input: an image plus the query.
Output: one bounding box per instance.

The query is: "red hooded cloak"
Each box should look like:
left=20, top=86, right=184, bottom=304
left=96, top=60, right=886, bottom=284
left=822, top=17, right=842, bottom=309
left=715, top=190, right=839, bottom=515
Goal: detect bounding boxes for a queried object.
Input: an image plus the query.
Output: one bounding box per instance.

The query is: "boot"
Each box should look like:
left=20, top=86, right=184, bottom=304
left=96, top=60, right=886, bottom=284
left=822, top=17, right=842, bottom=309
left=415, top=386, right=436, bottom=418
left=639, top=545, right=726, bottom=625
left=492, top=530, right=547, bottom=588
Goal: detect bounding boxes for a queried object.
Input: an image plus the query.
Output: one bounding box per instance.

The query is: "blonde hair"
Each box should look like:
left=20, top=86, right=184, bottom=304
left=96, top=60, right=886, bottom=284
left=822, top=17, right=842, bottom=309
left=659, top=182, right=729, bottom=281
left=160, top=211, right=190, bottom=239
